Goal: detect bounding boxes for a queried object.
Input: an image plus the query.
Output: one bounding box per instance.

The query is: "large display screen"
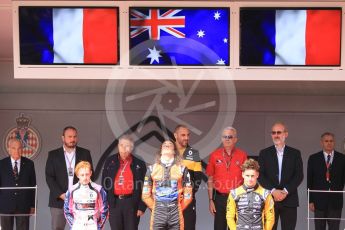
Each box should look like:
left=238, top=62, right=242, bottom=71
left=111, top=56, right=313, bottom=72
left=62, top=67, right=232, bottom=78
left=240, top=8, right=341, bottom=66
left=19, top=7, right=119, bottom=65
left=129, top=7, right=230, bottom=66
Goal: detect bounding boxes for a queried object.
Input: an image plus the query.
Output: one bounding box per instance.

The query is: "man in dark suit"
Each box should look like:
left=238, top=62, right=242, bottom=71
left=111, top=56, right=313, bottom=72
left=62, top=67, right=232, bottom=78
left=45, top=126, right=93, bottom=230
left=102, top=135, right=147, bottom=230
left=258, top=122, right=303, bottom=230
left=307, top=132, right=345, bottom=230
left=0, top=139, right=36, bottom=230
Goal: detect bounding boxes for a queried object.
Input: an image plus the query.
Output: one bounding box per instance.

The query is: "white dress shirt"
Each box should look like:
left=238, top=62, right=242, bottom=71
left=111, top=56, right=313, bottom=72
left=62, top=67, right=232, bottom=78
left=323, top=150, right=334, bottom=164
left=275, top=145, right=285, bottom=183
left=11, top=157, right=21, bottom=174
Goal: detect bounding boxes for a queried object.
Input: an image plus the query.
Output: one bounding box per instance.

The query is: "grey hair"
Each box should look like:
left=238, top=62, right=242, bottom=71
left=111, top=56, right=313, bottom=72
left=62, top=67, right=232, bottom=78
left=7, top=138, right=22, bottom=148
left=222, top=126, right=237, bottom=137
left=118, top=135, right=134, bottom=148
left=321, top=132, right=335, bottom=139
left=272, top=122, right=288, bottom=132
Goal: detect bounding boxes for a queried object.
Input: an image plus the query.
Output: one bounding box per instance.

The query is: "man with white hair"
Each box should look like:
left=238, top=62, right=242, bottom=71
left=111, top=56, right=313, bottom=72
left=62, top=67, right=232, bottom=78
left=0, top=139, right=36, bottom=230
left=206, top=127, right=248, bottom=230
left=102, top=135, right=147, bottom=230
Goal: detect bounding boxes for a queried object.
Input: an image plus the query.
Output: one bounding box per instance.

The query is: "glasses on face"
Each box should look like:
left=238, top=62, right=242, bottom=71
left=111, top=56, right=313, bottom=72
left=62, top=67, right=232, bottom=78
left=162, top=142, right=174, bottom=148
left=119, top=144, right=132, bottom=149
left=271, top=131, right=284, bottom=135
left=222, top=135, right=235, bottom=140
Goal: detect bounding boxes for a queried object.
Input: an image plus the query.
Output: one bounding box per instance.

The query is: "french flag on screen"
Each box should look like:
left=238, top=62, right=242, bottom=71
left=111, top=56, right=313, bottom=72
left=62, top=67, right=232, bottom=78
left=19, top=7, right=118, bottom=64
left=240, top=9, right=341, bottom=66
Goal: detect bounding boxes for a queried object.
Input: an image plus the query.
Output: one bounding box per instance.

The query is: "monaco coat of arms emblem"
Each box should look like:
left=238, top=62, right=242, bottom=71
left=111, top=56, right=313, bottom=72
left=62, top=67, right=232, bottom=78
left=3, top=113, right=41, bottom=159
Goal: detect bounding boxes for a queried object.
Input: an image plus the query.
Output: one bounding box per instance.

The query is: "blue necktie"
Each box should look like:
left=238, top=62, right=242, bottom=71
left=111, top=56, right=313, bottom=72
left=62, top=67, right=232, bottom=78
left=326, top=155, right=331, bottom=182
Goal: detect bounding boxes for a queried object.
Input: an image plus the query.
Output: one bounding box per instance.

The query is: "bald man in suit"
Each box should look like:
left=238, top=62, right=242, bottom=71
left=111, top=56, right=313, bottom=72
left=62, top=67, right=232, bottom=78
left=258, top=122, right=303, bottom=230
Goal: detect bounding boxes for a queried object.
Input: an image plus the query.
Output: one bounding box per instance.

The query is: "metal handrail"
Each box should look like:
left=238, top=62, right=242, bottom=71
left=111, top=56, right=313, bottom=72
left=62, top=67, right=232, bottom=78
left=0, top=185, right=38, bottom=230
left=0, top=186, right=37, bottom=189
left=307, top=189, right=345, bottom=230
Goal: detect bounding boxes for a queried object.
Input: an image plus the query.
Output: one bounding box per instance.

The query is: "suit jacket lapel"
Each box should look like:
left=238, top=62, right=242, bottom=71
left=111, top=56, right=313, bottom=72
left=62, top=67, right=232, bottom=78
left=6, top=157, right=16, bottom=181
left=73, top=147, right=81, bottom=184
left=317, top=152, right=327, bottom=173
left=75, top=147, right=80, bottom=166
left=330, top=152, right=338, bottom=174
left=270, top=147, right=279, bottom=185
left=58, top=148, right=68, bottom=183
left=281, top=147, right=290, bottom=184
left=18, top=158, right=24, bottom=179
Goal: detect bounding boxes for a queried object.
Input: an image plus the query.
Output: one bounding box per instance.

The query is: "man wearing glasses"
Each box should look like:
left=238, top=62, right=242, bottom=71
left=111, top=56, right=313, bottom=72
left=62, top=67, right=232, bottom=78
left=258, top=122, right=303, bottom=230
left=206, top=126, right=247, bottom=230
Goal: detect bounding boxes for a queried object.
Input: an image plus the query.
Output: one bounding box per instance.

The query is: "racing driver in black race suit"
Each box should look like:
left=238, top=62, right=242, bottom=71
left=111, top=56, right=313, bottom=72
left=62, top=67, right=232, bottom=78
left=227, top=159, right=275, bottom=230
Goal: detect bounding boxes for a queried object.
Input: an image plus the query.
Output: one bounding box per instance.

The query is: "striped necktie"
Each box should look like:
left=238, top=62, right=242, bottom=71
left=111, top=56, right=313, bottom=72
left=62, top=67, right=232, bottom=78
left=13, top=161, right=19, bottom=181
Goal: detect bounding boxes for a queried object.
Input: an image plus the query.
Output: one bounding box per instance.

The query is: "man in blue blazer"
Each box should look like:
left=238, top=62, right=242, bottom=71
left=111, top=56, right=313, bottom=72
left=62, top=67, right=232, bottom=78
left=0, top=139, right=36, bottom=230
left=258, top=122, right=304, bottom=230
left=45, top=126, right=93, bottom=230
left=307, top=132, right=345, bottom=230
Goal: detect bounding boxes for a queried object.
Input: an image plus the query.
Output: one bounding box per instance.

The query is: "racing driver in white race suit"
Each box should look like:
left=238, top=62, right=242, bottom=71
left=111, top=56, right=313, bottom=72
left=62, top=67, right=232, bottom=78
left=64, top=161, right=109, bottom=230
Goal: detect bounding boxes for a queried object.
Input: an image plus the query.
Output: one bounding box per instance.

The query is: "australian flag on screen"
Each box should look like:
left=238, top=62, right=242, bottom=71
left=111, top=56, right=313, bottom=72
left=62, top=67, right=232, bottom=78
left=130, top=8, right=230, bottom=66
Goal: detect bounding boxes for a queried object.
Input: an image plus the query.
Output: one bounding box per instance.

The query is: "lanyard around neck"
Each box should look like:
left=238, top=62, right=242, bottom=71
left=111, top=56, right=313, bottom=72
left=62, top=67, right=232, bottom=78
left=119, top=160, right=130, bottom=177
left=65, top=152, right=75, bottom=168
left=223, top=149, right=233, bottom=170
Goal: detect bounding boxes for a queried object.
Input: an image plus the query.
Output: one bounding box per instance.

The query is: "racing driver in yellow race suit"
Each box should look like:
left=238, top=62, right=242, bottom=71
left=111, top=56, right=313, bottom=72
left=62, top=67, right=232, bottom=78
left=227, top=159, right=275, bottom=230
left=142, top=140, right=192, bottom=230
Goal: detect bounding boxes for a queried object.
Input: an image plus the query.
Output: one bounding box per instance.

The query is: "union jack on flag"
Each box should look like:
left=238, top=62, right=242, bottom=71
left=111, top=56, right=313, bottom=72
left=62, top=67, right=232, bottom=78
left=130, top=9, right=185, bottom=40
left=130, top=8, right=230, bottom=66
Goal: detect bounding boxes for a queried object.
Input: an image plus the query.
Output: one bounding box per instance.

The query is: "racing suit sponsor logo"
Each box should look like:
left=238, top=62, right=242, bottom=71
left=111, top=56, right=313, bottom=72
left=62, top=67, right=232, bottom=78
left=75, top=203, right=96, bottom=210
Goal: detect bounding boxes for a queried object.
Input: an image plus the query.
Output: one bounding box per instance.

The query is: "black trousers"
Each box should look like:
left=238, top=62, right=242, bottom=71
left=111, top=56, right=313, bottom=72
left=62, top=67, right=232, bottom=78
left=152, top=201, right=180, bottom=230
left=214, top=193, right=229, bottom=230
left=109, top=197, right=140, bottom=230
left=183, top=199, right=196, bottom=230
left=314, top=208, right=342, bottom=230
left=0, top=216, right=29, bottom=230
left=272, top=203, right=297, bottom=230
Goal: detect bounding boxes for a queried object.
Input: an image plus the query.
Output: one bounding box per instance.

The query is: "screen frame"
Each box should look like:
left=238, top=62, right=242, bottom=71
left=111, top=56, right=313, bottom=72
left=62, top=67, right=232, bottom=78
left=128, top=6, right=231, bottom=66
left=12, top=1, right=345, bottom=80
left=18, top=5, right=120, bottom=65
left=239, top=6, right=342, bottom=67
